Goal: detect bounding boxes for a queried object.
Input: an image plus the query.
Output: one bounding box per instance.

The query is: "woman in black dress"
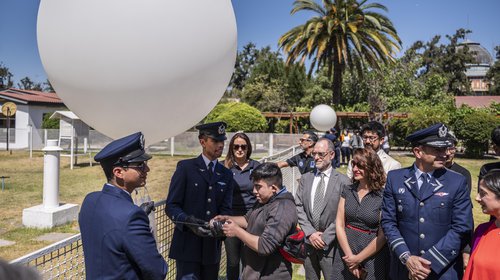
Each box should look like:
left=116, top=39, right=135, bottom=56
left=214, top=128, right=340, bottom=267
left=333, top=148, right=389, bottom=279
left=223, top=132, right=260, bottom=280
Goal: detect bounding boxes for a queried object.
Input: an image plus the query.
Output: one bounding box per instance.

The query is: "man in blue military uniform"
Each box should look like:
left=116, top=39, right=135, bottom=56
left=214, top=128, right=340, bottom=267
left=381, top=123, right=473, bottom=280
left=79, top=132, right=168, bottom=280
left=165, top=122, right=234, bottom=280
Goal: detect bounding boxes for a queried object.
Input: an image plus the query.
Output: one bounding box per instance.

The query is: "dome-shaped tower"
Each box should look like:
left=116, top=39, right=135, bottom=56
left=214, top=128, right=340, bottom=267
left=458, top=40, right=493, bottom=95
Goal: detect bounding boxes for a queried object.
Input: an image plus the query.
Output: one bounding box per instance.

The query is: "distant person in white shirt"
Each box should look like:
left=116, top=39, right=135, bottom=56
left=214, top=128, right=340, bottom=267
left=382, top=135, right=390, bottom=154
left=347, top=121, right=401, bottom=179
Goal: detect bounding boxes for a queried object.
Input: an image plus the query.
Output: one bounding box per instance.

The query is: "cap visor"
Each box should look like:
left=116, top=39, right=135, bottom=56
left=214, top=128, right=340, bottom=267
left=127, top=152, right=152, bottom=163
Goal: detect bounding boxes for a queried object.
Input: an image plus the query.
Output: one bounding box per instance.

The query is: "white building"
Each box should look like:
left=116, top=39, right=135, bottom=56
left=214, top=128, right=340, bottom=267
left=0, top=88, right=66, bottom=149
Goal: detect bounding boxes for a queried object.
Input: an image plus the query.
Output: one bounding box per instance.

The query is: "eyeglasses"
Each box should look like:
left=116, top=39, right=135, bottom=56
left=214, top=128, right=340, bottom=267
left=233, top=144, right=247, bottom=151
left=299, top=138, right=312, bottom=142
left=312, top=152, right=329, bottom=158
left=446, top=147, right=456, bottom=153
left=362, top=136, right=379, bottom=142
left=123, top=161, right=148, bottom=172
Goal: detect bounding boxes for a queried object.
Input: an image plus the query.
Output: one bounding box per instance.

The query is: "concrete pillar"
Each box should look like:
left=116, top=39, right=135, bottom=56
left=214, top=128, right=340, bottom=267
left=42, top=140, right=63, bottom=209
left=22, top=140, right=79, bottom=228
left=269, top=134, right=274, bottom=156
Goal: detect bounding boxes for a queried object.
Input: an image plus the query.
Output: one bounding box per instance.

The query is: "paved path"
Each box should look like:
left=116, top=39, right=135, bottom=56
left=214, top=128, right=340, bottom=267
left=0, top=239, right=15, bottom=247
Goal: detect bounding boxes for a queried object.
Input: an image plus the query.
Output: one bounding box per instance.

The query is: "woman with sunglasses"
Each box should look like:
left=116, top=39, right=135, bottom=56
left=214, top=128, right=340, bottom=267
left=333, top=148, right=389, bottom=279
left=223, top=132, right=260, bottom=280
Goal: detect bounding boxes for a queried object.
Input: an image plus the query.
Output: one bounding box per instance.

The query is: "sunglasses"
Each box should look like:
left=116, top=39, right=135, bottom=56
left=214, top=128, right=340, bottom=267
left=351, top=161, right=365, bottom=169
left=233, top=144, right=248, bottom=151
left=299, top=138, right=312, bottom=142
left=122, top=161, right=148, bottom=172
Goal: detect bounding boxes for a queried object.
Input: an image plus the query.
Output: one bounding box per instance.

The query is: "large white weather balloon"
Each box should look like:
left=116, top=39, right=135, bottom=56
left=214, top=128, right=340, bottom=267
left=37, top=0, right=237, bottom=144
left=310, top=104, right=337, bottom=132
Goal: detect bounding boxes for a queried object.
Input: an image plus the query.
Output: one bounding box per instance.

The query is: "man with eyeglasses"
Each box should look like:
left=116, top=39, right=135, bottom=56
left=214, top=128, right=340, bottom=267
left=444, top=132, right=471, bottom=193
left=165, top=122, right=234, bottom=280
left=346, top=121, right=401, bottom=179
left=79, top=132, right=168, bottom=280
left=295, top=138, right=350, bottom=279
left=278, top=130, right=318, bottom=174
left=381, top=123, right=473, bottom=280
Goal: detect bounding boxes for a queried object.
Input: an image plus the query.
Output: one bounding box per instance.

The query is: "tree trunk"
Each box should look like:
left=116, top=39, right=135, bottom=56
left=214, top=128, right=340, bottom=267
left=331, top=60, right=344, bottom=105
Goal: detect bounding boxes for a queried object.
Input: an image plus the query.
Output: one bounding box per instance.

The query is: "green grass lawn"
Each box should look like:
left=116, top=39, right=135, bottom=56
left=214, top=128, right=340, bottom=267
left=0, top=150, right=496, bottom=269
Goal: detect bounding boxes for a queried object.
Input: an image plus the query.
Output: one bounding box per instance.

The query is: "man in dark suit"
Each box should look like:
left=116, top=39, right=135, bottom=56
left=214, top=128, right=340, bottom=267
left=165, top=122, right=234, bottom=280
left=79, top=132, right=168, bottom=280
left=381, top=123, right=473, bottom=280
left=295, top=138, right=350, bottom=280
left=444, top=131, right=472, bottom=192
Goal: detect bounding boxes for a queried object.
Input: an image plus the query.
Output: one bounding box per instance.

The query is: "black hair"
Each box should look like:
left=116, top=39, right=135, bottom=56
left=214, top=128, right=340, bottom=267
left=481, top=170, right=500, bottom=199
left=492, top=126, right=500, bottom=146
left=302, top=130, right=319, bottom=143
left=250, top=162, right=283, bottom=189
left=101, top=162, right=116, bottom=181
left=361, top=121, right=386, bottom=138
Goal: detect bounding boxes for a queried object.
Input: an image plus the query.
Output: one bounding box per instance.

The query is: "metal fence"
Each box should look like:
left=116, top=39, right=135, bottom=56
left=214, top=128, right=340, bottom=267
left=1, top=128, right=300, bottom=159
left=11, top=146, right=302, bottom=279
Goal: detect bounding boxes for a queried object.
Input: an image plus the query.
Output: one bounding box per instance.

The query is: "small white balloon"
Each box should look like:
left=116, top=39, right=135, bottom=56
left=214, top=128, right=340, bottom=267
left=37, top=0, right=237, bottom=145
left=310, top=104, right=337, bottom=132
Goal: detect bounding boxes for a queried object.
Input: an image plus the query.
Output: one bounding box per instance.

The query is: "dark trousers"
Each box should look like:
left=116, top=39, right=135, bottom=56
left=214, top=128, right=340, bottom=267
left=224, top=237, right=244, bottom=280
left=333, top=147, right=341, bottom=168
left=304, top=244, right=335, bottom=280
left=175, top=261, right=219, bottom=280
left=340, top=147, right=351, bottom=164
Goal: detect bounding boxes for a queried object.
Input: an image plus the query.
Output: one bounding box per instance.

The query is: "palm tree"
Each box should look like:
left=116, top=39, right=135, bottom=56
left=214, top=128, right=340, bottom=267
left=278, top=0, right=401, bottom=105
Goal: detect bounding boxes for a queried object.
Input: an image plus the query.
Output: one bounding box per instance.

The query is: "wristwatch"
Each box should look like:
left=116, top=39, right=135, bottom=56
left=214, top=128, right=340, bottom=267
left=400, top=252, right=411, bottom=265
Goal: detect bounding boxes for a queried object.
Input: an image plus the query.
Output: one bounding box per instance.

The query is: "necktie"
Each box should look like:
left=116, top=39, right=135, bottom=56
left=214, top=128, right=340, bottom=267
left=312, top=173, right=325, bottom=230
left=419, top=173, right=430, bottom=196
left=208, top=161, right=214, bottom=180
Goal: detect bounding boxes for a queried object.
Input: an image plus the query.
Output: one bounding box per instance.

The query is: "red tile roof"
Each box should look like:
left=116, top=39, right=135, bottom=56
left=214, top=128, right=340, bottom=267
left=0, top=88, right=63, bottom=104
left=455, top=96, right=500, bottom=108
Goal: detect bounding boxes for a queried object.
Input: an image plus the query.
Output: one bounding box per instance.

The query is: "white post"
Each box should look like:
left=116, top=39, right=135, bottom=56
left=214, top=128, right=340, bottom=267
left=42, top=140, right=63, bottom=209
left=268, top=133, right=274, bottom=156
left=44, top=129, right=48, bottom=145
left=28, top=125, right=33, bottom=158
left=170, top=137, right=175, bottom=157
left=69, top=126, right=75, bottom=170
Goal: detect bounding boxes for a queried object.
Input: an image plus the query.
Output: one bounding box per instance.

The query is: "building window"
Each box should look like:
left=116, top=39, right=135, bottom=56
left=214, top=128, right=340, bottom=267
left=0, top=116, right=15, bottom=143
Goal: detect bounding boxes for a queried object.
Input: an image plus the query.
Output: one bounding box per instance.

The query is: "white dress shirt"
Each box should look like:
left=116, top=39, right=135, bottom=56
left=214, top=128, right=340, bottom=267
left=310, top=166, right=333, bottom=209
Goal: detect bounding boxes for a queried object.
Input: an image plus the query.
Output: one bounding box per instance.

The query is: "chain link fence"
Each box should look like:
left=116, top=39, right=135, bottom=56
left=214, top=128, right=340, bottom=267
left=11, top=144, right=302, bottom=279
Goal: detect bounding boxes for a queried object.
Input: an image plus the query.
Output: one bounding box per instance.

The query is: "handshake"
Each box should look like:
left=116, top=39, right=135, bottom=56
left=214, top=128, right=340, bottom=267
left=185, top=216, right=226, bottom=238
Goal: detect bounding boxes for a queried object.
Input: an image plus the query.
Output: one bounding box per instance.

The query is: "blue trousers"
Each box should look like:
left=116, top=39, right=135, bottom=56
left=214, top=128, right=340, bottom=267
left=175, top=261, right=219, bottom=280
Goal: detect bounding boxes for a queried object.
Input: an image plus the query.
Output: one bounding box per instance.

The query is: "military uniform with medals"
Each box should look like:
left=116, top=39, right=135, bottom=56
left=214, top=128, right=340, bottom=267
left=381, top=124, right=473, bottom=280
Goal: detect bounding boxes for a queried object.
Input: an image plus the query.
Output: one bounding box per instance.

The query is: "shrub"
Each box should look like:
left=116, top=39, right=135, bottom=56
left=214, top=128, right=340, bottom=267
left=42, top=113, right=59, bottom=129
left=205, top=102, right=267, bottom=132
left=452, top=108, right=499, bottom=158
left=390, top=104, right=452, bottom=147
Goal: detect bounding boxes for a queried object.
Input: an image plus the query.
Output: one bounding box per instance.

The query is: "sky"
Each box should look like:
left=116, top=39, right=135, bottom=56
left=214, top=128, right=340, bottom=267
left=0, top=0, right=499, bottom=85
